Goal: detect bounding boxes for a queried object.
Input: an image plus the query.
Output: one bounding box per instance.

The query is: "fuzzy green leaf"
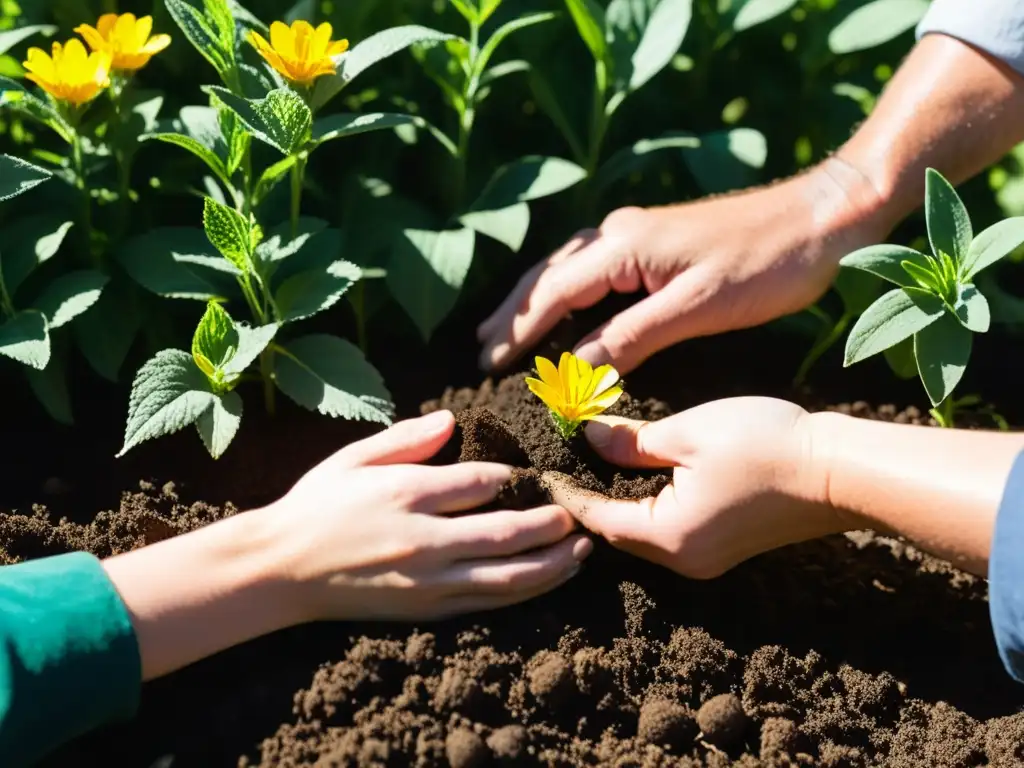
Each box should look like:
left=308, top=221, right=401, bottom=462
left=844, top=287, right=944, bottom=366
left=925, top=168, right=972, bottom=265
left=196, top=391, right=243, bottom=458
left=564, top=0, right=607, bottom=62
left=953, top=284, right=991, bottom=333
left=32, top=270, right=108, bottom=329
left=0, top=154, right=51, bottom=202
left=0, top=77, right=73, bottom=143
left=388, top=226, right=476, bottom=340
left=459, top=203, right=531, bottom=252
left=203, top=197, right=252, bottom=272
left=883, top=336, right=918, bottom=380
left=961, top=217, right=1024, bottom=280
left=833, top=269, right=882, bottom=316
left=475, top=12, right=556, bottom=77
left=222, top=322, right=278, bottom=379
left=205, top=86, right=312, bottom=156
left=118, top=227, right=232, bottom=300
left=25, top=352, right=71, bottom=425
left=274, top=334, right=394, bottom=423
left=118, top=349, right=217, bottom=456
left=144, top=133, right=233, bottom=189
left=466, top=156, right=587, bottom=211
left=1, top=217, right=74, bottom=297
left=682, top=128, right=766, bottom=194
left=311, top=112, right=422, bottom=145
left=733, top=0, right=799, bottom=31
left=164, top=0, right=233, bottom=77
left=0, top=310, right=49, bottom=369
left=73, top=278, right=139, bottom=382
left=914, top=311, right=972, bottom=406
left=625, top=0, right=693, bottom=92
left=827, top=0, right=928, bottom=54
left=900, top=260, right=942, bottom=293
left=275, top=259, right=362, bottom=323
left=595, top=132, right=700, bottom=192
left=838, top=244, right=932, bottom=287
left=192, top=300, right=237, bottom=376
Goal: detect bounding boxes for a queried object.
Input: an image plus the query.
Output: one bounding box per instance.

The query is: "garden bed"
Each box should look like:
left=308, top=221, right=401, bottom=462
left=4, top=318, right=1024, bottom=768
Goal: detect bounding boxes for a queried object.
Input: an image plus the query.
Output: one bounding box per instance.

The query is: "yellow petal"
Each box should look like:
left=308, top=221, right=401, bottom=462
left=141, top=33, right=171, bottom=55
left=310, top=22, right=333, bottom=59
left=97, top=14, right=118, bottom=38
left=24, top=47, right=55, bottom=79
left=534, top=356, right=560, bottom=390
left=579, top=386, right=623, bottom=419
left=75, top=24, right=105, bottom=53
left=588, top=365, right=620, bottom=399
left=135, top=15, right=154, bottom=47
left=63, top=37, right=89, bottom=65
left=113, top=13, right=136, bottom=47
left=557, top=352, right=574, bottom=401
left=293, top=20, right=314, bottom=63
left=269, top=21, right=294, bottom=59
left=525, top=377, right=565, bottom=414
left=327, top=38, right=349, bottom=57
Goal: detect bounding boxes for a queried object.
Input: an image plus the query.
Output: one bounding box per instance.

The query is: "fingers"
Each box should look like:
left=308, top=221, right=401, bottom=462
left=436, top=565, right=580, bottom=618
left=439, top=505, right=576, bottom=560
left=478, top=233, right=618, bottom=372
left=334, top=410, right=456, bottom=468
left=440, top=534, right=592, bottom=596
left=398, top=462, right=514, bottom=514
left=583, top=415, right=682, bottom=469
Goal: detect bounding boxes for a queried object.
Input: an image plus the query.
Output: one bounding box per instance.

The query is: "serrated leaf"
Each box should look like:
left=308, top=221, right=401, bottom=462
left=733, top=0, right=799, bottom=31
left=925, top=168, right=972, bottom=265
left=221, top=109, right=250, bottom=176
left=0, top=25, right=57, bottom=56
left=25, top=351, right=72, bottom=425
left=164, top=0, right=233, bottom=76
left=192, top=300, right=237, bottom=375
left=953, top=284, right=991, bottom=333
left=265, top=224, right=343, bottom=288
left=564, top=0, right=607, bottom=62
left=118, top=227, right=234, bottom=300
left=683, top=128, right=766, bottom=194
left=388, top=227, right=476, bottom=340
left=73, top=278, right=139, bottom=382
left=460, top=202, right=531, bottom=252
left=196, top=392, right=242, bottom=458
left=311, top=112, right=422, bottom=145
left=914, top=311, right=972, bottom=406
left=595, top=131, right=699, bottom=192
left=827, top=0, right=928, bottom=55
left=275, top=259, right=362, bottom=323
left=844, top=287, right=944, bottom=366
left=1, top=217, right=74, bottom=297
left=961, top=217, right=1024, bottom=280
left=838, top=244, right=932, bottom=287
left=32, top=270, right=108, bottom=329
left=222, top=322, right=278, bottom=378
left=274, top=334, right=393, bottom=423
left=475, top=12, right=556, bottom=77
left=0, top=310, right=49, bottom=369
left=203, top=197, right=252, bottom=271
left=255, top=217, right=328, bottom=266
left=206, top=86, right=312, bottom=156
left=0, top=154, right=51, bottom=202
left=0, top=77, right=73, bottom=143
left=312, top=25, right=456, bottom=111
left=118, top=349, right=217, bottom=456
left=144, top=133, right=233, bottom=189
left=626, top=0, right=692, bottom=92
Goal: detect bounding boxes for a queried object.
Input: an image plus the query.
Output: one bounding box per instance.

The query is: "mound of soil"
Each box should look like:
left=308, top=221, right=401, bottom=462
left=4, top=364, right=1023, bottom=767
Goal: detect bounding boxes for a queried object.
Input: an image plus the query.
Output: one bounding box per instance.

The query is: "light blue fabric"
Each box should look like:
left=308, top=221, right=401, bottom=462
left=917, top=0, right=1024, bottom=75
left=990, top=449, right=1024, bottom=683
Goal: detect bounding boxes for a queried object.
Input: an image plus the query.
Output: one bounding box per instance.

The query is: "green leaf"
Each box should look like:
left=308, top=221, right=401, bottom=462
left=449, top=0, right=478, bottom=23
left=479, top=59, right=532, bottom=90
left=683, top=128, right=766, bottom=194
left=274, top=334, right=394, bottom=423
left=961, top=217, right=1024, bottom=280
left=143, top=133, right=233, bottom=189
left=0, top=154, right=51, bottom=202
left=1, top=217, right=74, bottom=297
left=838, top=244, right=933, bottom=287
left=275, top=259, right=362, bottom=323
left=595, top=131, right=699, bottom=192
left=733, top=0, right=799, bottom=31
left=203, top=197, right=252, bottom=272
left=827, top=0, right=928, bottom=54
left=953, top=284, right=991, bottom=333
left=118, top=227, right=234, bottom=300
left=844, top=287, right=945, bottom=366
left=900, top=260, right=941, bottom=293
left=460, top=203, right=531, bottom=252
left=196, top=392, right=242, bottom=458
left=32, top=270, right=108, bottom=329
left=164, top=0, right=233, bottom=77
left=925, top=168, right=972, bottom=265
left=310, top=112, right=422, bottom=145
left=192, top=300, right=238, bottom=376
left=118, top=349, right=218, bottom=456
left=25, top=352, right=72, bottom=425
left=833, top=269, right=882, bottom=316
left=73, top=278, right=139, bottom=382
left=0, top=310, right=49, bottom=369
left=222, top=322, right=278, bottom=378
left=255, top=217, right=328, bottom=266
left=205, top=86, right=312, bottom=156
left=466, top=156, right=587, bottom=210
left=388, top=227, right=476, bottom=340
left=312, top=26, right=456, bottom=111
left=0, top=77, right=73, bottom=143
left=564, top=0, right=607, bottom=62
left=626, top=0, right=693, bottom=92
left=475, top=12, right=556, bottom=77
left=221, top=109, right=250, bottom=176
left=254, top=155, right=299, bottom=203
left=480, top=0, right=504, bottom=23
left=528, top=68, right=587, bottom=165
left=914, top=311, right=972, bottom=407
left=883, top=336, right=917, bottom=380
left=0, top=25, right=57, bottom=56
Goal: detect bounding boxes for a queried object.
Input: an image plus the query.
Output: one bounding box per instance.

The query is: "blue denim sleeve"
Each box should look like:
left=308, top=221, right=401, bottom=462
left=917, top=0, right=1024, bottom=76
left=990, top=449, right=1024, bottom=683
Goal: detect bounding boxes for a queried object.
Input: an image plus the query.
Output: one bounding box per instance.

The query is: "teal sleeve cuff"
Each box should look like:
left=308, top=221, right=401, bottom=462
left=0, top=551, right=142, bottom=766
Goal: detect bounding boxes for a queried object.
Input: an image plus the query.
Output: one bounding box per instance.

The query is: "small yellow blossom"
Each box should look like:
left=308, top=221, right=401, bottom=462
left=23, top=39, right=112, bottom=107
left=248, top=20, right=349, bottom=86
left=526, top=352, right=624, bottom=439
left=75, top=13, right=172, bottom=73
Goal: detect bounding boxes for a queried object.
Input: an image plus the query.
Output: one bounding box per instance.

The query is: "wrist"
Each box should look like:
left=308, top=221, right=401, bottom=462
left=802, top=411, right=870, bottom=532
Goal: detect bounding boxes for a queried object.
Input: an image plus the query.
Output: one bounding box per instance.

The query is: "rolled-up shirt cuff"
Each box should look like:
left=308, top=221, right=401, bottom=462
left=990, top=449, right=1024, bottom=683
left=917, top=0, right=1024, bottom=76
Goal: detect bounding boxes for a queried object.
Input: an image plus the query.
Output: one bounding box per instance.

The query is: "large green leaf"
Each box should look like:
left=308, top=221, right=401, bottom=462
left=25, top=350, right=72, bottom=425
left=465, top=156, right=587, bottom=210
left=620, top=0, right=693, bottom=92
left=0, top=77, right=73, bottom=143
left=274, top=334, right=394, bottom=423
left=143, top=133, right=233, bottom=189
left=459, top=203, right=531, bottom=252
left=827, top=0, right=928, bottom=54
left=914, top=311, right=972, bottom=407
left=953, top=284, right=991, bottom=333
left=388, top=226, right=476, bottom=340
left=73, top=278, right=140, bottom=382
left=961, top=217, right=1024, bottom=280
left=221, top=322, right=278, bottom=379
left=311, top=112, right=421, bottom=145
left=196, top=391, right=243, bottom=458
left=1, top=217, right=74, bottom=297
left=206, top=86, right=312, bottom=156
left=595, top=132, right=699, bottom=192
left=0, top=154, right=51, bottom=202
left=733, top=0, right=799, bottom=31
left=683, top=128, right=766, bottom=194
left=0, top=25, right=56, bottom=56
left=564, top=0, right=607, bottom=62
left=474, top=12, right=556, bottom=77
left=274, top=259, right=362, bottom=323
left=844, top=287, right=945, bottom=366
left=925, top=168, right=972, bottom=265
left=839, top=244, right=933, bottom=287
left=117, top=227, right=234, bottom=300
left=32, top=270, right=108, bottom=329
left=0, top=310, right=49, bottom=369
left=164, top=0, right=234, bottom=77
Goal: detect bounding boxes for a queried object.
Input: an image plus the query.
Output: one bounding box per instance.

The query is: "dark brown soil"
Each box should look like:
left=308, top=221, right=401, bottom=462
left=5, top=344, right=1023, bottom=767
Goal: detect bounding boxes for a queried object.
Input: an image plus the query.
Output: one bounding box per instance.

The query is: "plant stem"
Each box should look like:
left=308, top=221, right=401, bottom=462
left=930, top=396, right=957, bottom=428
left=290, top=153, right=306, bottom=240
left=0, top=272, right=14, bottom=317
left=70, top=126, right=95, bottom=265
left=793, top=312, right=850, bottom=387
left=111, top=75, right=134, bottom=243
left=586, top=59, right=609, bottom=178
left=454, top=19, right=482, bottom=211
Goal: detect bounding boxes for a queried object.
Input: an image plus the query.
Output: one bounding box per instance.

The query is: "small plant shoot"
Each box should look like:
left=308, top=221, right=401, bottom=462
left=840, top=168, right=1024, bottom=427
left=526, top=352, right=624, bottom=439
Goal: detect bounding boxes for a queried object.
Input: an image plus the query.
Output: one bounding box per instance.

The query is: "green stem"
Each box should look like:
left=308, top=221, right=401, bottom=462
left=453, top=19, right=481, bottom=212
left=586, top=58, right=609, bottom=178
left=793, top=312, right=850, bottom=387
left=112, top=75, right=134, bottom=243
left=930, top=396, right=957, bottom=428
left=0, top=271, right=14, bottom=317
left=71, top=127, right=95, bottom=265
left=290, top=154, right=306, bottom=240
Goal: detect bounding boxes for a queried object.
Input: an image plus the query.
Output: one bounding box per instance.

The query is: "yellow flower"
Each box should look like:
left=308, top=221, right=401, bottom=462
left=23, top=39, right=112, bottom=107
left=75, top=13, right=171, bottom=73
left=526, top=352, right=624, bottom=439
left=248, top=20, right=349, bottom=86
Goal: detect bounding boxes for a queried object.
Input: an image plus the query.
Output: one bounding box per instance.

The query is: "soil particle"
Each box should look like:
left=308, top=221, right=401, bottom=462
left=760, top=716, right=801, bottom=759
left=526, top=650, right=574, bottom=707
left=445, top=727, right=489, bottom=768
left=434, top=667, right=485, bottom=714
left=637, top=696, right=697, bottom=748
left=486, top=724, right=528, bottom=760
left=697, top=692, right=749, bottom=749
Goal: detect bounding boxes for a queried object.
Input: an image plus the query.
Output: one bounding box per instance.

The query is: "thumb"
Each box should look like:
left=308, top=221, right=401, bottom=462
left=334, top=410, right=455, bottom=468
left=584, top=415, right=682, bottom=469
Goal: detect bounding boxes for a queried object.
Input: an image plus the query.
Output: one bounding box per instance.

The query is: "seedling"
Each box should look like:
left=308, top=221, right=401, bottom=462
left=526, top=352, right=623, bottom=439
left=840, top=168, right=1024, bottom=427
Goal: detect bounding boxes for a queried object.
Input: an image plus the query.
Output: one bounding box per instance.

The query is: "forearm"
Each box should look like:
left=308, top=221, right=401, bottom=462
left=836, top=33, right=1024, bottom=236
left=102, top=506, right=301, bottom=681
left=810, top=412, right=1024, bottom=575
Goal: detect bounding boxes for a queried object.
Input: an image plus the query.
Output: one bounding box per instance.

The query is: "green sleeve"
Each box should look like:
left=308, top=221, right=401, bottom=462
left=0, top=551, right=142, bottom=766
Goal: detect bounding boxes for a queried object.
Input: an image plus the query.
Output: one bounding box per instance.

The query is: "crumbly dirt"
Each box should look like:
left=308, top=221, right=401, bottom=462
left=5, top=361, right=1023, bottom=767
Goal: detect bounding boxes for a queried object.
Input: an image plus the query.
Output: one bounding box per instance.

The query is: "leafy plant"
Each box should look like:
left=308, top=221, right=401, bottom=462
left=841, top=168, right=1024, bottom=427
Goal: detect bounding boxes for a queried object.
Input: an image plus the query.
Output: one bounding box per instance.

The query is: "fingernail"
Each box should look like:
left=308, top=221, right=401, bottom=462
left=572, top=536, right=594, bottom=562
left=574, top=341, right=608, bottom=366
left=584, top=420, right=614, bottom=450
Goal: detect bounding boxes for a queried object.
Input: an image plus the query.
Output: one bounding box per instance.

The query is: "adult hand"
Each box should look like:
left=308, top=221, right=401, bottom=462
left=542, top=398, right=844, bottom=579
left=478, top=158, right=889, bottom=375
left=264, top=409, right=592, bottom=621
